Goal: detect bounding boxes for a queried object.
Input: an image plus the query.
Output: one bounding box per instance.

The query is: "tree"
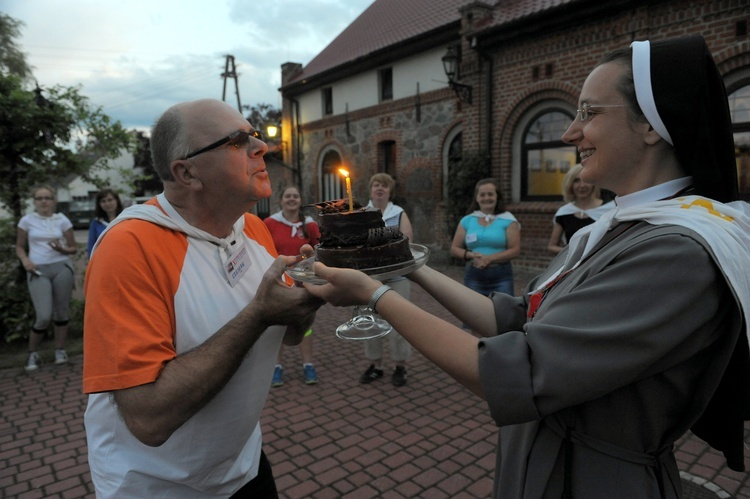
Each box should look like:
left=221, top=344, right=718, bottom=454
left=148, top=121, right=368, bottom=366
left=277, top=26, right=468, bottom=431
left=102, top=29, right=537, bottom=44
left=0, top=74, right=134, bottom=220
left=132, top=130, right=162, bottom=196
left=0, top=14, right=33, bottom=81
left=1, top=14, right=134, bottom=220
left=0, top=15, right=134, bottom=343
left=244, top=103, right=281, bottom=137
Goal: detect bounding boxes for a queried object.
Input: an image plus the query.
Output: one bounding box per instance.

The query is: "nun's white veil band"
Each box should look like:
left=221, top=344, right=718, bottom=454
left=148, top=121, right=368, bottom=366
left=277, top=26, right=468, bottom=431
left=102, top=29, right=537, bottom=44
left=631, top=40, right=674, bottom=145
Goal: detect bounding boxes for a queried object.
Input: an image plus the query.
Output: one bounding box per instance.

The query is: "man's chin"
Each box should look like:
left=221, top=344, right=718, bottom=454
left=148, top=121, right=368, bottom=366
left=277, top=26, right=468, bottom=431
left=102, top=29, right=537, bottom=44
left=251, top=180, right=272, bottom=199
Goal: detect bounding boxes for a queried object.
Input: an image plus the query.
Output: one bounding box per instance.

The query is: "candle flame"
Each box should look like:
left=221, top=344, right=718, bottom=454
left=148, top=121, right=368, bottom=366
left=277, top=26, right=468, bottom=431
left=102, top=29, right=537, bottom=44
left=338, top=168, right=349, bottom=177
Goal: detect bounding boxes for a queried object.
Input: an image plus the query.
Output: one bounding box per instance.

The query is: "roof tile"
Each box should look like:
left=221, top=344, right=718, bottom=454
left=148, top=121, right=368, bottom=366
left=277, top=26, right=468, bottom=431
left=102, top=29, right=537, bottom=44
left=287, top=0, right=576, bottom=85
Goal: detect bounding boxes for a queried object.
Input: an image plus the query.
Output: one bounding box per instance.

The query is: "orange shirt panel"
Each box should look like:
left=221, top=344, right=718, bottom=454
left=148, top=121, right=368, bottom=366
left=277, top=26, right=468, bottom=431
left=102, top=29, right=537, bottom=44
left=244, top=213, right=278, bottom=257
left=83, top=219, right=186, bottom=393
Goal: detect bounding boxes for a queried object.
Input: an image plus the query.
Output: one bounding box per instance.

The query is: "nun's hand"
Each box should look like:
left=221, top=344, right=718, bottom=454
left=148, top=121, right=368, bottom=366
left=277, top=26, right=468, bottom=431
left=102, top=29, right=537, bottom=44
left=305, top=262, right=381, bottom=307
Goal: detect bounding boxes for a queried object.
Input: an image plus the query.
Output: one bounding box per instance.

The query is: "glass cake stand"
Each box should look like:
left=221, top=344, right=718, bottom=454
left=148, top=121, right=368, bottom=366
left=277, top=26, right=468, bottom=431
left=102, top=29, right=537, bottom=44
left=285, top=244, right=430, bottom=340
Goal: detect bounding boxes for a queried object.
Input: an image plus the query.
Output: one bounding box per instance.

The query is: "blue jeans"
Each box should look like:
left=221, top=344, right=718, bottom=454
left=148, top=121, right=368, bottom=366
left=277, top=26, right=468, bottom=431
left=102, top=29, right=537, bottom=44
left=464, top=261, right=514, bottom=297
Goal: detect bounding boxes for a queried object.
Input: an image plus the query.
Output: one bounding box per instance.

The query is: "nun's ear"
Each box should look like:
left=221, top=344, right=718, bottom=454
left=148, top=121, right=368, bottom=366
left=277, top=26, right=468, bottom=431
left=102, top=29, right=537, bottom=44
left=643, top=124, right=664, bottom=146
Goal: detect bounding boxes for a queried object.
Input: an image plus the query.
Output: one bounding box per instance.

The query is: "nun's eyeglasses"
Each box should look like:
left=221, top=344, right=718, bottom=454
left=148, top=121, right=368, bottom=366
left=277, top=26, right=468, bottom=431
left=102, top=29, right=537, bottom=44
left=183, top=129, right=262, bottom=159
left=576, top=103, right=626, bottom=122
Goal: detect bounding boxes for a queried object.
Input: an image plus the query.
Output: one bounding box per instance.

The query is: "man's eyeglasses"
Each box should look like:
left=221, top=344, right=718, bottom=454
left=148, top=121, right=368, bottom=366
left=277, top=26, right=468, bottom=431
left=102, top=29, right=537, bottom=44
left=34, top=196, right=54, bottom=201
left=182, top=129, right=262, bottom=160
left=576, top=103, right=626, bottom=122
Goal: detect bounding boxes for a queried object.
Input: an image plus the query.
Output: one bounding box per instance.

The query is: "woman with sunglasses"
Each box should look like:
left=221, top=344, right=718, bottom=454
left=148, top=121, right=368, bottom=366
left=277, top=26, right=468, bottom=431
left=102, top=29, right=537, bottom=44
left=16, top=185, right=77, bottom=371
left=306, top=35, right=750, bottom=498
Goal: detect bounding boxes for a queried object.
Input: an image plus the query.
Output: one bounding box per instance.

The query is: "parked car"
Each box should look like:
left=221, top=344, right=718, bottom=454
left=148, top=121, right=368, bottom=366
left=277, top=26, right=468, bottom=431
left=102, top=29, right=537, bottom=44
left=66, top=199, right=96, bottom=230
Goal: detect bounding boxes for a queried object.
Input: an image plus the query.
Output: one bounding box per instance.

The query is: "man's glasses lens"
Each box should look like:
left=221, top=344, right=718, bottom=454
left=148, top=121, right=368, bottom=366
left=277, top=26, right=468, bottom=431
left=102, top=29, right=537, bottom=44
left=184, top=129, right=261, bottom=159
left=228, top=130, right=261, bottom=148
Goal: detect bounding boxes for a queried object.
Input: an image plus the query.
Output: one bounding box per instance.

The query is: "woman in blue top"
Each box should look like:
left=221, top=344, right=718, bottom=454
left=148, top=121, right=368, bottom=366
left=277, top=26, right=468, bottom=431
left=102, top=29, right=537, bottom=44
left=87, top=189, right=123, bottom=257
left=450, top=178, right=520, bottom=296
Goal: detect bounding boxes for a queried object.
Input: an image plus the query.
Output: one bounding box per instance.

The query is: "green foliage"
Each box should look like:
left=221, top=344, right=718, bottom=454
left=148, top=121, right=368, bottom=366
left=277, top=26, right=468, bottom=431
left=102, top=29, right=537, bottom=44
left=0, top=219, right=34, bottom=343
left=444, top=151, right=491, bottom=237
left=69, top=297, right=85, bottom=337
left=244, top=103, right=281, bottom=136
left=0, top=14, right=33, bottom=80
left=0, top=14, right=131, bottom=345
left=132, top=130, right=161, bottom=196
left=0, top=72, right=135, bottom=220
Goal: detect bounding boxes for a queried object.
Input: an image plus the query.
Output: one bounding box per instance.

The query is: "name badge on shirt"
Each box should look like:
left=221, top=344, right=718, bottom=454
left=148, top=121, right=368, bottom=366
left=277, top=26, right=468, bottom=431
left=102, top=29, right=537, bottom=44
left=223, top=241, right=252, bottom=287
left=466, top=233, right=478, bottom=244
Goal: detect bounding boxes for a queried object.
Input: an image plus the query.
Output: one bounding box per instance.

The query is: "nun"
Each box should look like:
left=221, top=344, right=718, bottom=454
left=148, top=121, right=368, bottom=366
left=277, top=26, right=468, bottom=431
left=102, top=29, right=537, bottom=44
left=306, top=35, right=750, bottom=498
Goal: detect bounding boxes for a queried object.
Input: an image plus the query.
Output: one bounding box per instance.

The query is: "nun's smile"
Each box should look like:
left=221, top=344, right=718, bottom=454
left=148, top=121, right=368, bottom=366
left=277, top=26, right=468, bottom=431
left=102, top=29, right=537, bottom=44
left=562, top=63, right=651, bottom=197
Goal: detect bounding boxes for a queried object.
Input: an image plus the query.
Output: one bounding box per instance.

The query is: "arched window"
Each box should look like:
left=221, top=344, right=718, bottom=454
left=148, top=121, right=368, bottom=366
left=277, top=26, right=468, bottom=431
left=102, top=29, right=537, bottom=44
left=521, top=109, right=577, bottom=200
left=319, top=148, right=344, bottom=202
left=729, top=84, right=750, bottom=199
left=378, top=140, right=397, bottom=176
left=442, top=126, right=462, bottom=198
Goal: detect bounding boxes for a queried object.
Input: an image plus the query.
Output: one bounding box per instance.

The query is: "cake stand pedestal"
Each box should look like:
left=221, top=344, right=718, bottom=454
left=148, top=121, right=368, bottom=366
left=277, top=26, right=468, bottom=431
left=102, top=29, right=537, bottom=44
left=285, top=244, right=430, bottom=341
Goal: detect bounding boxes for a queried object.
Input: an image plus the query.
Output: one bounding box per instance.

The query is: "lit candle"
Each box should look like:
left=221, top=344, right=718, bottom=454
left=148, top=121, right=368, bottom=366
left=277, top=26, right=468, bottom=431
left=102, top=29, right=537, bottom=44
left=339, top=168, right=354, bottom=213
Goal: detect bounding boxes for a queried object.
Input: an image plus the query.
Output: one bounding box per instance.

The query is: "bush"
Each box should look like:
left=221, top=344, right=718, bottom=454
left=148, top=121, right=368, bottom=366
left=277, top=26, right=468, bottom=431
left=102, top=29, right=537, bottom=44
left=444, top=151, right=491, bottom=238
left=0, top=218, right=35, bottom=343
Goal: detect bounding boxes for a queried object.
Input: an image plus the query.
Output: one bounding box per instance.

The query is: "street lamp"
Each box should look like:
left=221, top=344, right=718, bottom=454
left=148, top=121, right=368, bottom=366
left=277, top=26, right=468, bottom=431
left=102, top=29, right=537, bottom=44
left=442, top=46, right=472, bottom=104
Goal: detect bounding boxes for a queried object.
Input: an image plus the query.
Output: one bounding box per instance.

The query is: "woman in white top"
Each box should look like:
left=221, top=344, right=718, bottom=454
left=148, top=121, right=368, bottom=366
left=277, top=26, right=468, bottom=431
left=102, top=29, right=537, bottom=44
left=548, top=164, right=614, bottom=254
left=16, top=185, right=77, bottom=371
left=359, top=173, right=414, bottom=387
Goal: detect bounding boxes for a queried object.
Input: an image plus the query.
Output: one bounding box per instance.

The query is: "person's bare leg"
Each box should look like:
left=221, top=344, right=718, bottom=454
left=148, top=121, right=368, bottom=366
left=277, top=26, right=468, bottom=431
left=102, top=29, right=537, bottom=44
left=54, top=323, right=68, bottom=350
left=299, top=334, right=314, bottom=365
left=28, top=330, right=44, bottom=352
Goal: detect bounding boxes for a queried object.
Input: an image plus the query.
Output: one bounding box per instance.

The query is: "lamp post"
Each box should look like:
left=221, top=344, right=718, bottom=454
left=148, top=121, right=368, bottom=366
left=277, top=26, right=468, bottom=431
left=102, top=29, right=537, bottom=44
left=442, top=46, right=472, bottom=104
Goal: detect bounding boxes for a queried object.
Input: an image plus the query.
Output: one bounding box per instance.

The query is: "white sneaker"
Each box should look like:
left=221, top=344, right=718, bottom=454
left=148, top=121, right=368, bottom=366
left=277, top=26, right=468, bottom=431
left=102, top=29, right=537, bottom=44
left=25, top=352, right=41, bottom=372
left=54, top=349, right=68, bottom=365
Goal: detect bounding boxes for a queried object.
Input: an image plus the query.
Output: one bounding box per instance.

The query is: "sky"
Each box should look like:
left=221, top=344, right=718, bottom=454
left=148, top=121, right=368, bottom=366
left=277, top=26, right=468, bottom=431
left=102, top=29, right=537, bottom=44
left=1, top=0, right=374, bottom=131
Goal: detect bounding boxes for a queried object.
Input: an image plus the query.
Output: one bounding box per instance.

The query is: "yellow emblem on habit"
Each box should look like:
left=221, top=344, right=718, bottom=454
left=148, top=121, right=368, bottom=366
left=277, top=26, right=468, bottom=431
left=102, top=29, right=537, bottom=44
left=679, top=198, right=734, bottom=222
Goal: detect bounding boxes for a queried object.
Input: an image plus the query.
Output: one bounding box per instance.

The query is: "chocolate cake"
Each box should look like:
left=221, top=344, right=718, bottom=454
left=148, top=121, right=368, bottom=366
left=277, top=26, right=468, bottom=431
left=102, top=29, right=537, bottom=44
left=310, top=199, right=413, bottom=270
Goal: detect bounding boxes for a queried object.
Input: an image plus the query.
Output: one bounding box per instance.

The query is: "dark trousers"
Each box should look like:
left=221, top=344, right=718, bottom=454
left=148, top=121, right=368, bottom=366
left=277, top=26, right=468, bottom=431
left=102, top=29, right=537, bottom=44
left=230, top=450, right=278, bottom=499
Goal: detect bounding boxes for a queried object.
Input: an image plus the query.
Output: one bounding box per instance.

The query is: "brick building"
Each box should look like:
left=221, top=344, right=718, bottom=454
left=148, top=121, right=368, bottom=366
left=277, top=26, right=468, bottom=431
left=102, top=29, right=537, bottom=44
left=277, top=0, right=750, bottom=270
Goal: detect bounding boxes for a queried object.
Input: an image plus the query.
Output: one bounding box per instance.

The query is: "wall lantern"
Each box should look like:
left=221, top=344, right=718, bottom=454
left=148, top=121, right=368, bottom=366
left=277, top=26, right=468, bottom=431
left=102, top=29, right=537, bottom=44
left=442, top=46, right=472, bottom=104
left=265, top=123, right=280, bottom=139
left=263, top=123, right=287, bottom=154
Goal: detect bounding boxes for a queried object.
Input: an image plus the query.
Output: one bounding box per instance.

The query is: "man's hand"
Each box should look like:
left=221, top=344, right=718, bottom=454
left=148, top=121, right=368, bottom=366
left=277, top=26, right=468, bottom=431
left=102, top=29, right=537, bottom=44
left=299, top=243, right=316, bottom=259
left=112, top=255, right=325, bottom=447
left=249, top=257, right=324, bottom=330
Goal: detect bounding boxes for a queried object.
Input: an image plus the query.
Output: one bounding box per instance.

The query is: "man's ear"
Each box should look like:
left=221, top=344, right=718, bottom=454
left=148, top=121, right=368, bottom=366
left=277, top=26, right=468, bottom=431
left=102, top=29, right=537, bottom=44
left=171, top=159, right=203, bottom=189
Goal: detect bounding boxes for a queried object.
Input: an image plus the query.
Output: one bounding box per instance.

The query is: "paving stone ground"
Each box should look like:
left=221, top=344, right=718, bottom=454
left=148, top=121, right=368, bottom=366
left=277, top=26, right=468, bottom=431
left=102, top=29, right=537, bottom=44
left=0, top=263, right=747, bottom=498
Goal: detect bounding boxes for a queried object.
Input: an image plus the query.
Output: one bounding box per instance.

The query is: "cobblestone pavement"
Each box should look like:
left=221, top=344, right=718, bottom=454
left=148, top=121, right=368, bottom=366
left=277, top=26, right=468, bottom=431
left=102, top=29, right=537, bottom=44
left=0, top=263, right=748, bottom=498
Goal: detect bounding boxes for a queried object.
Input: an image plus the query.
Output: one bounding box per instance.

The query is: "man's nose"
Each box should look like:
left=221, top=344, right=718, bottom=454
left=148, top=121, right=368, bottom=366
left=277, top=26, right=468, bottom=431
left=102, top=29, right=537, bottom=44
left=249, top=136, right=268, bottom=157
